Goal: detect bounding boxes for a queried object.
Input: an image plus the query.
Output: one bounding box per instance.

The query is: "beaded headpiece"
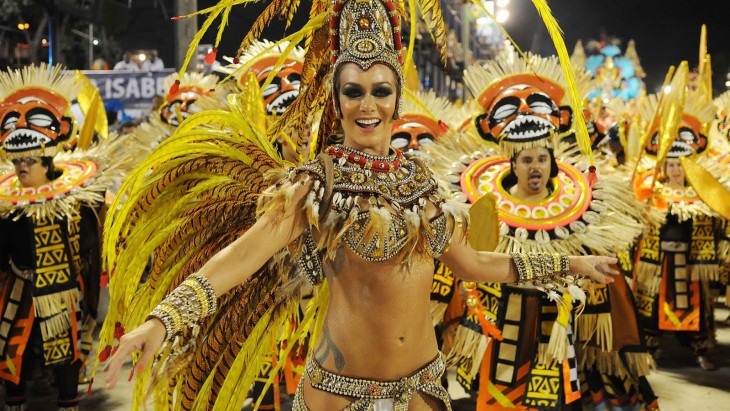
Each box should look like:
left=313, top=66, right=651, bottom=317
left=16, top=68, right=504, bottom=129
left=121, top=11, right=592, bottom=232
left=329, top=0, right=405, bottom=120
left=331, top=0, right=403, bottom=82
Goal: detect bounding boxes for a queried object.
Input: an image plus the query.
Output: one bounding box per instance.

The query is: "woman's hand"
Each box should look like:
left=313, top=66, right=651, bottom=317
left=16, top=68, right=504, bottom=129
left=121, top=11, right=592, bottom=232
left=569, top=255, right=620, bottom=284
left=103, top=319, right=166, bottom=389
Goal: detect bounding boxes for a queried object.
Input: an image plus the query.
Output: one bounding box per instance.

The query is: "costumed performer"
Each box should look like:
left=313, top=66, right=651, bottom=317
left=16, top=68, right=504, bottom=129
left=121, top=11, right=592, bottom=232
left=98, top=1, right=618, bottom=410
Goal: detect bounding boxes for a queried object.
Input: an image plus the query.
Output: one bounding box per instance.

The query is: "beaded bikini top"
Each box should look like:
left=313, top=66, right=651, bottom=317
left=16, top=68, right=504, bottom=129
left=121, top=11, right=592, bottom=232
left=259, top=144, right=468, bottom=285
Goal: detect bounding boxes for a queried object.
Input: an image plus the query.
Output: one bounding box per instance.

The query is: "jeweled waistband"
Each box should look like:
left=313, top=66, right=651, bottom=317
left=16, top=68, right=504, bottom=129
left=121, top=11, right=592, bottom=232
left=303, top=352, right=451, bottom=410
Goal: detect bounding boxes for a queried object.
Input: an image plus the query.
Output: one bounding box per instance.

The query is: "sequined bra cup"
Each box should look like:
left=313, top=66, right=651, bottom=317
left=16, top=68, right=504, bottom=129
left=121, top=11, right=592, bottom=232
left=259, top=145, right=468, bottom=285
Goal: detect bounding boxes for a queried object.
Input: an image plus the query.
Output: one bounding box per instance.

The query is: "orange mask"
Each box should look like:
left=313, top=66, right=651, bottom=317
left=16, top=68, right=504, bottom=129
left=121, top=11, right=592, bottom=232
left=246, top=56, right=303, bottom=115
left=0, top=87, right=74, bottom=156
left=391, top=114, right=448, bottom=151
left=644, top=114, right=708, bottom=157
left=159, top=86, right=209, bottom=126
left=475, top=81, right=571, bottom=145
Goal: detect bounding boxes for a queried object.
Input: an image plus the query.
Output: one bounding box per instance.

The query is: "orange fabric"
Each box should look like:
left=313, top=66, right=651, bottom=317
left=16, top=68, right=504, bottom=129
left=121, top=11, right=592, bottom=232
left=562, top=359, right=580, bottom=404
left=477, top=342, right=530, bottom=411
left=0, top=278, right=34, bottom=385
left=658, top=258, right=701, bottom=331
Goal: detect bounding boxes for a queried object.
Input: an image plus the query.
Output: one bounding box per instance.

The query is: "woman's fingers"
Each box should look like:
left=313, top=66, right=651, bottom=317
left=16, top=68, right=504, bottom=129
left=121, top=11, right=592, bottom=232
left=103, top=320, right=166, bottom=390
left=104, top=334, right=138, bottom=389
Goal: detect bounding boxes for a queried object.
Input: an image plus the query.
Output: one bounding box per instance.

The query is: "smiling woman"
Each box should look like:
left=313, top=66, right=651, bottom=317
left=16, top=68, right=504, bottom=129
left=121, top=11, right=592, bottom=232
left=336, top=63, right=398, bottom=155
left=97, top=1, right=621, bottom=411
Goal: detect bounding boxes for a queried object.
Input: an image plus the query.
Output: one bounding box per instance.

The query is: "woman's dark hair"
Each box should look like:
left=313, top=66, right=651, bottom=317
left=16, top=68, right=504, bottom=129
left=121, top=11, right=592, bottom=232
left=502, top=147, right=559, bottom=192
left=40, top=156, right=56, bottom=181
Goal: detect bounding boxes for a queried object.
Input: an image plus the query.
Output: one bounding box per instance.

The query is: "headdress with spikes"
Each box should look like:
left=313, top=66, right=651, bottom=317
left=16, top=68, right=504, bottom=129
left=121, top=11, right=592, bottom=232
left=391, top=89, right=454, bottom=153
left=638, top=62, right=715, bottom=162
left=464, top=47, right=591, bottom=159
left=0, top=64, right=80, bottom=160
left=217, top=40, right=306, bottom=117
left=158, top=71, right=218, bottom=127
left=218, top=39, right=306, bottom=89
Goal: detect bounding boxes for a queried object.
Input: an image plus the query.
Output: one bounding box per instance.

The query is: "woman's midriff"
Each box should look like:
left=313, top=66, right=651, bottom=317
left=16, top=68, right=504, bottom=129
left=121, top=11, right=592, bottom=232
left=314, top=248, right=440, bottom=380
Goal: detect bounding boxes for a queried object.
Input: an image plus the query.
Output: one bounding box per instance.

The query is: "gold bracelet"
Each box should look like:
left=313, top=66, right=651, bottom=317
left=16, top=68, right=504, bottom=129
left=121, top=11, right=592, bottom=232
left=147, top=273, right=218, bottom=340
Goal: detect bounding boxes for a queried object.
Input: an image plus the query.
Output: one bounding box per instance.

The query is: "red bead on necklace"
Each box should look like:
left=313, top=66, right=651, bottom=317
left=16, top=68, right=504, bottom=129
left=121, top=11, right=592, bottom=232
left=326, top=145, right=403, bottom=172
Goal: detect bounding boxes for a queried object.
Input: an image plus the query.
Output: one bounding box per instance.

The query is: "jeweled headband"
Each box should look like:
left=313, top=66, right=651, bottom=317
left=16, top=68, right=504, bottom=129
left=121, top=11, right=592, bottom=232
left=330, top=0, right=405, bottom=119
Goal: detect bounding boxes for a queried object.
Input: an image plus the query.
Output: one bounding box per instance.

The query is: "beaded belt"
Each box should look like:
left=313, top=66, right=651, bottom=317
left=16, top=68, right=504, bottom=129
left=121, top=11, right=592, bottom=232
left=295, top=352, right=452, bottom=411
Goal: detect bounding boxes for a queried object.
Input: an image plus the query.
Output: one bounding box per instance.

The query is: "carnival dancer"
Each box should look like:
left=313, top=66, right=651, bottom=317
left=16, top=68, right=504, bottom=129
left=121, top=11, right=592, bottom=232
left=427, top=47, right=659, bottom=410
left=0, top=64, right=125, bottom=411
left=95, top=1, right=619, bottom=410
left=631, top=61, right=729, bottom=372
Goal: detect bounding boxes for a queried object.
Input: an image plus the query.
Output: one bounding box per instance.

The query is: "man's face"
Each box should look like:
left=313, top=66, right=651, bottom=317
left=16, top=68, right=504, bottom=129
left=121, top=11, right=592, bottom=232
left=512, top=147, right=551, bottom=197
left=12, top=157, right=49, bottom=187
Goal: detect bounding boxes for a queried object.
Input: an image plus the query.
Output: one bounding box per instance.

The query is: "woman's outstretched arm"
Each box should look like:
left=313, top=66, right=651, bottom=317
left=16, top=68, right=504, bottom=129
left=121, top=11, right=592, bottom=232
left=103, top=180, right=312, bottom=389
left=438, top=233, right=619, bottom=284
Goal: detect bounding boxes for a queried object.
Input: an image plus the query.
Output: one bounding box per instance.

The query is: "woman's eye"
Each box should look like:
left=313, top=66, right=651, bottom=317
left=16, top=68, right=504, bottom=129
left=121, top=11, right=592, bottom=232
left=343, top=90, right=362, bottom=98
left=373, top=87, right=393, bottom=98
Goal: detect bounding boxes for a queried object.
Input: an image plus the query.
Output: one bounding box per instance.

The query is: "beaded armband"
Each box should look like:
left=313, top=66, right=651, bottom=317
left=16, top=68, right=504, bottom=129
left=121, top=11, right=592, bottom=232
left=147, top=273, right=218, bottom=340
left=512, top=252, right=571, bottom=286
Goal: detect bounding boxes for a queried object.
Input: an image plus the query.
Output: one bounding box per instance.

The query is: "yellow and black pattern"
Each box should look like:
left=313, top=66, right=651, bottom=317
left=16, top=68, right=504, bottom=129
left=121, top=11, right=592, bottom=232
left=431, top=262, right=456, bottom=305
left=524, top=360, right=561, bottom=409
left=31, top=212, right=81, bottom=365
left=688, top=215, right=719, bottom=278
left=33, top=213, right=80, bottom=294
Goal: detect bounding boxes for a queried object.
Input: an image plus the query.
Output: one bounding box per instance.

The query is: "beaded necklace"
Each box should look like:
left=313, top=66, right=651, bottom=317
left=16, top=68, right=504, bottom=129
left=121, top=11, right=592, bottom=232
left=325, top=144, right=403, bottom=173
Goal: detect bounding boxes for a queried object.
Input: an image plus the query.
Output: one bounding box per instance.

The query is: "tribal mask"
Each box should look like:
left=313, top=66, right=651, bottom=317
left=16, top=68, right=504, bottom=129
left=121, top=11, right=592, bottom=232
left=0, top=88, right=75, bottom=158
left=247, top=56, right=303, bottom=115
left=475, top=75, right=572, bottom=157
left=391, top=114, right=448, bottom=152
left=159, top=86, right=209, bottom=127
left=644, top=114, right=709, bottom=158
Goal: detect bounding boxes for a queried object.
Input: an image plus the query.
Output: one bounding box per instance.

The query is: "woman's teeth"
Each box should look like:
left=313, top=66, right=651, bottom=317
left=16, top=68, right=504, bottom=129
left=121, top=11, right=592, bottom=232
left=356, top=118, right=380, bottom=128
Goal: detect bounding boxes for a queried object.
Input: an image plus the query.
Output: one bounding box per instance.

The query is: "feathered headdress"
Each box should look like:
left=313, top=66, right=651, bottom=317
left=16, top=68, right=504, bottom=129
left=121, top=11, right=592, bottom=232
left=0, top=64, right=80, bottom=160
left=169, top=0, right=450, bottom=162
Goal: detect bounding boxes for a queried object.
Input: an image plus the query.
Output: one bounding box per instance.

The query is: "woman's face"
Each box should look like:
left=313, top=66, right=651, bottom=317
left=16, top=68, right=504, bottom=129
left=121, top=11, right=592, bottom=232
left=665, top=158, right=685, bottom=187
left=337, top=63, right=397, bottom=154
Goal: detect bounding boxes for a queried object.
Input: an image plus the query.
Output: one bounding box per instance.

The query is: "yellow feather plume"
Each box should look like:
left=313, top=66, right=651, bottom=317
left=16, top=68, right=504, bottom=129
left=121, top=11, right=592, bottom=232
left=531, top=0, right=594, bottom=166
